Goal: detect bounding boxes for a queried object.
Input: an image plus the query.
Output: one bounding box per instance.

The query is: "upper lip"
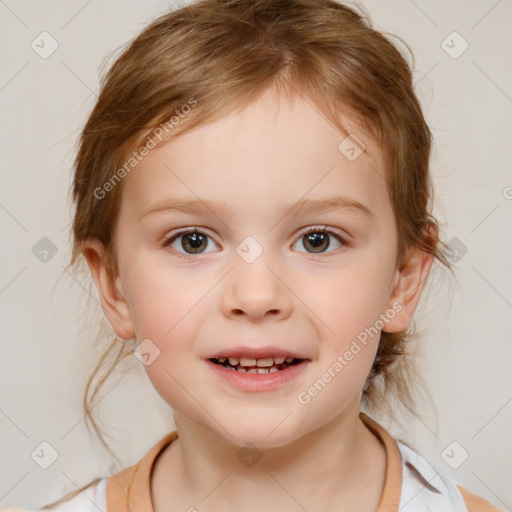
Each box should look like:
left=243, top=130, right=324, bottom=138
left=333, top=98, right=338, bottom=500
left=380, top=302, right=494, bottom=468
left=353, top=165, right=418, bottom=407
left=207, top=346, right=309, bottom=360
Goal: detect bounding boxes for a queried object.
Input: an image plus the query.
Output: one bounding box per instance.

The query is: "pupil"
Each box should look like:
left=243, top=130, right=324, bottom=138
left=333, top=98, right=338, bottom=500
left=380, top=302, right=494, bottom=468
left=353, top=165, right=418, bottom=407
left=183, top=232, right=206, bottom=253
left=306, top=232, right=329, bottom=253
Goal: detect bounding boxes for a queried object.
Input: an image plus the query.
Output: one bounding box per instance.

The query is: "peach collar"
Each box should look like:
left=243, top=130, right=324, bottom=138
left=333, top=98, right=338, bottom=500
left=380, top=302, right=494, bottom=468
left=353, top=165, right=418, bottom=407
left=107, top=412, right=402, bottom=511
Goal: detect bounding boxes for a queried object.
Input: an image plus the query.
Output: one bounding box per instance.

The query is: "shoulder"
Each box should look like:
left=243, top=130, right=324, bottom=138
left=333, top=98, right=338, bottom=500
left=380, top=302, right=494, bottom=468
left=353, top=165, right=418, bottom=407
left=0, top=478, right=107, bottom=512
left=457, top=485, right=504, bottom=512
left=396, top=440, right=504, bottom=512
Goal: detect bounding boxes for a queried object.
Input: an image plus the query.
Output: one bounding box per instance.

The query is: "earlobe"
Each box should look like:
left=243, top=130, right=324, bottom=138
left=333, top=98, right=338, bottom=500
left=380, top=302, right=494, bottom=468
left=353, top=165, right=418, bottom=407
left=81, top=238, right=135, bottom=340
left=382, top=248, right=434, bottom=333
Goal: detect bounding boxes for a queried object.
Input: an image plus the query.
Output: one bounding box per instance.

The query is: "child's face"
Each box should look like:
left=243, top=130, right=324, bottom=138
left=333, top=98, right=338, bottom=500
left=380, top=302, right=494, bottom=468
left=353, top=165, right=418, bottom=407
left=89, top=87, right=429, bottom=447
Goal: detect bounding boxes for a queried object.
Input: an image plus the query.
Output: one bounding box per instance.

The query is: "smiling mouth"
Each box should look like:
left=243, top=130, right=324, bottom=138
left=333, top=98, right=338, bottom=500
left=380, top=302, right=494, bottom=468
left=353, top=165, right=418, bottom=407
left=209, top=356, right=304, bottom=374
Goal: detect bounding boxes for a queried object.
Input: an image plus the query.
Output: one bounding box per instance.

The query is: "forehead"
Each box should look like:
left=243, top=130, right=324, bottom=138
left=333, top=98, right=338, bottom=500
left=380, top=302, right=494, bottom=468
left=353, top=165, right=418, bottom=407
left=119, top=89, right=391, bottom=225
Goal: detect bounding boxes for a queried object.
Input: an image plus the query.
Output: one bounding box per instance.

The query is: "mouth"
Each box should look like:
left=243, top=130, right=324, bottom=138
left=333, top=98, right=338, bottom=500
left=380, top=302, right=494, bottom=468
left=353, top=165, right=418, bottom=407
left=208, top=355, right=304, bottom=374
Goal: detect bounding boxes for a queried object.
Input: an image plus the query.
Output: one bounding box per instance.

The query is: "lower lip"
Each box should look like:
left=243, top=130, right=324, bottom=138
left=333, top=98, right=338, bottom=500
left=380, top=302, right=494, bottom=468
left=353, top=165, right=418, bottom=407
left=206, top=360, right=309, bottom=392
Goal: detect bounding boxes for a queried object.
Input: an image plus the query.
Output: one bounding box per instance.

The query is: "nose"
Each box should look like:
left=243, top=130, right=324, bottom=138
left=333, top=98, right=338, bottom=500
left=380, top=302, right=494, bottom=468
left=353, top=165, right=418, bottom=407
left=221, top=249, right=293, bottom=322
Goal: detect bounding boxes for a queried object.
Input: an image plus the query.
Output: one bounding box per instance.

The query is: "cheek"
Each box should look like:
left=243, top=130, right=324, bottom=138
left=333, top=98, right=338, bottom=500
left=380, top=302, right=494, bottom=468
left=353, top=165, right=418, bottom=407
left=131, top=286, right=210, bottom=420
left=304, top=261, right=394, bottom=346
left=295, top=277, right=383, bottom=423
left=126, top=260, right=206, bottom=341
left=122, top=258, right=213, bottom=398
left=295, top=260, right=392, bottom=407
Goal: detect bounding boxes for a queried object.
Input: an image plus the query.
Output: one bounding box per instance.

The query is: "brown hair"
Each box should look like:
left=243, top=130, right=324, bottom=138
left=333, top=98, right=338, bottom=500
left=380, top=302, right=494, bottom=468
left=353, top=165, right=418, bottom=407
left=44, top=0, right=451, bottom=506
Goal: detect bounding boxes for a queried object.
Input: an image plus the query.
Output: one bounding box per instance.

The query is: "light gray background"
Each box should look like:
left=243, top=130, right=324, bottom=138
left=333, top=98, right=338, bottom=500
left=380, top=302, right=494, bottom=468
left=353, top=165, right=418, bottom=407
left=1, top=0, right=511, bottom=509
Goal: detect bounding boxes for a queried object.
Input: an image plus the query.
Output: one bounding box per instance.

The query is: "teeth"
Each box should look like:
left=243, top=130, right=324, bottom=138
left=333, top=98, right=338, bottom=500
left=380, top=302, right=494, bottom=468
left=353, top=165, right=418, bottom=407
left=256, top=357, right=274, bottom=367
left=224, top=356, right=296, bottom=367
left=215, top=355, right=302, bottom=373
left=240, top=357, right=257, bottom=366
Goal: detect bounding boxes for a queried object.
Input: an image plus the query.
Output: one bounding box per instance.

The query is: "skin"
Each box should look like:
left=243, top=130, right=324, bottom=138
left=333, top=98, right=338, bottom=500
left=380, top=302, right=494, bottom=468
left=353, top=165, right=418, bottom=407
left=83, top=85, right=433, bottom=511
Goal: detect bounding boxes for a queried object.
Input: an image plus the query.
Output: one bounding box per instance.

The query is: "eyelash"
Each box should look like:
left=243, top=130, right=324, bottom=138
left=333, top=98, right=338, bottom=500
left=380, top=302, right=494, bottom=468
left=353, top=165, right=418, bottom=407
left=162, top=225, right=348, bottom=260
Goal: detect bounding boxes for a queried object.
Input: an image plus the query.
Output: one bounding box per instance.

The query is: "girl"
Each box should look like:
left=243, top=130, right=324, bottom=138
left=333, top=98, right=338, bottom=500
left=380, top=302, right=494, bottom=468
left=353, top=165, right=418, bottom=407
left=3, top=0, right=503, bottom=510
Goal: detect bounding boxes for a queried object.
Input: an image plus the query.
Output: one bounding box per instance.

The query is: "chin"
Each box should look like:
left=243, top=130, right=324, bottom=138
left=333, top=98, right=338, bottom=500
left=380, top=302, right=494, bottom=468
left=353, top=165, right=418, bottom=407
left=213, top=411, right=305, bottom=449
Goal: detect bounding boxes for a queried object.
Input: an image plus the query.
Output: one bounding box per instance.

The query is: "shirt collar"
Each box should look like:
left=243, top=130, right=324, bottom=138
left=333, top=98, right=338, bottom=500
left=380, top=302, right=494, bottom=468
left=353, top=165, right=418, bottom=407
left=107, top=412, right=403, bottom=512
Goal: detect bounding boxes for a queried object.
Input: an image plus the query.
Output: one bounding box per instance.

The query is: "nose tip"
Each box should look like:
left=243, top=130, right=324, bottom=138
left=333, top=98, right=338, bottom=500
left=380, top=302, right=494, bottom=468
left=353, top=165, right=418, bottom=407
left=222, top=256, right=292, bottom=322
left=231, top=307, right=281, bottom=317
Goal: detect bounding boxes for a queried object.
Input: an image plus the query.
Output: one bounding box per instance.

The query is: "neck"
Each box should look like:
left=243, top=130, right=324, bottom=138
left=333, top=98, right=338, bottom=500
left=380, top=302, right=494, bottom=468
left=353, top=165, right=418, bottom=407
left=152, top=400, right=387, bottom=511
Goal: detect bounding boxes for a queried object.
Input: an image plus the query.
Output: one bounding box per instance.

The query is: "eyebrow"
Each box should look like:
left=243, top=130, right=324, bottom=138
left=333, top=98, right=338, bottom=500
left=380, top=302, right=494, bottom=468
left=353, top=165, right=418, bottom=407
left=139, top=195, right=374, bottom=221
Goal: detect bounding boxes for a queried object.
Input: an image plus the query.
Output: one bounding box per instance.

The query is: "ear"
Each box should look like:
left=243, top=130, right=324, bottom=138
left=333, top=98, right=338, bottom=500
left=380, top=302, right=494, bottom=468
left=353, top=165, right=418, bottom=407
left=81, top=238, right=135, bottom=340
left=382, top=246, right=434, bottom=333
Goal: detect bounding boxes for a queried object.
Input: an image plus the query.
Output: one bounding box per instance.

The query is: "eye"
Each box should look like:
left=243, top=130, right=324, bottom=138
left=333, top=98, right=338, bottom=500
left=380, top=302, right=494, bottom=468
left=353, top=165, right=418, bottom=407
left=292, top=225, right=346, bottom=254
left=162, top=227, right=218, bottom=257
left=162, top=225, right=347, bottom=258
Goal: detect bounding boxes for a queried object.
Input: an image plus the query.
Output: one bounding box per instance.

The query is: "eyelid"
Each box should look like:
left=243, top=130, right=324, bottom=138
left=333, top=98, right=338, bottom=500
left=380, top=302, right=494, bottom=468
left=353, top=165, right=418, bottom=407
left=294, top=225, right=349, bottom=253
left=298, top=224, right=347, bottom=238
left=162, top=225, right=348, bottom=245
left=296, top=224, right=351, bottom=245
left=161, top=227, right=220, bottom=261
left=162, top=224, right=350, bottom=259
left=162, top=226, right=218, bottom=246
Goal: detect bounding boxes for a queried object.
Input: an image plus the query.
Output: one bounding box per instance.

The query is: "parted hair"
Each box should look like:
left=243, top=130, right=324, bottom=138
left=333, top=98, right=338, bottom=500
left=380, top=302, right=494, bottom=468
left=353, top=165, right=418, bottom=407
left=44, top=0, right=450, bottom=507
